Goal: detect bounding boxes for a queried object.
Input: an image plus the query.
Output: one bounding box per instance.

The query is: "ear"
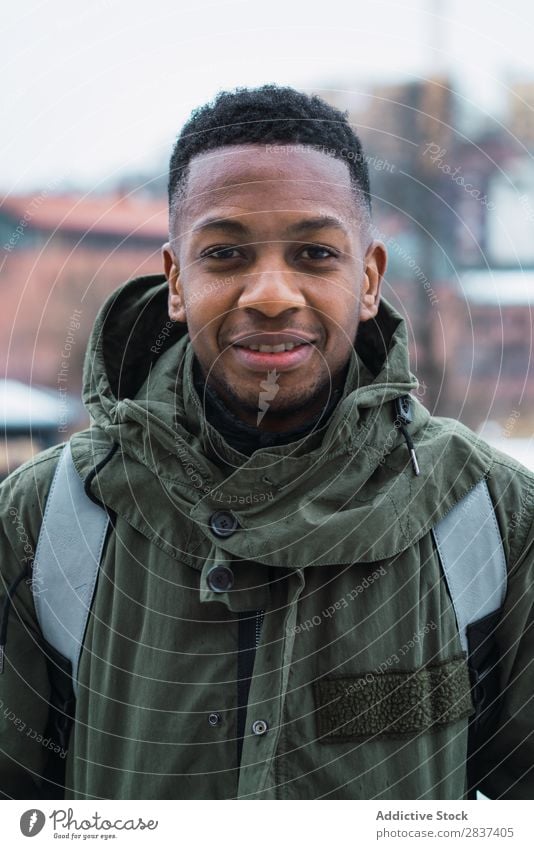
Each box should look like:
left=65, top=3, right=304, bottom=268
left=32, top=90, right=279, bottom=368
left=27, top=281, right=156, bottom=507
left=162, top=242, right=186, bottom=323
left=360, top=240, right=387, bottom=323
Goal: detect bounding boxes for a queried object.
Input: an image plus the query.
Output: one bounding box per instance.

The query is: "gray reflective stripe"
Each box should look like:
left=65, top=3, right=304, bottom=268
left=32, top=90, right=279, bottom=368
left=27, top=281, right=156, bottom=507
left=33, top=441, right=109, bottom=696
left=431, top=479, right=507, bottom=653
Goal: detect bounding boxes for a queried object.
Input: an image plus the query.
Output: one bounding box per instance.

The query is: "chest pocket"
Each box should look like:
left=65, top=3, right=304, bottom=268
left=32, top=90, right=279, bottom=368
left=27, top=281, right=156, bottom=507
left=313, top=656, right=474, bottom=741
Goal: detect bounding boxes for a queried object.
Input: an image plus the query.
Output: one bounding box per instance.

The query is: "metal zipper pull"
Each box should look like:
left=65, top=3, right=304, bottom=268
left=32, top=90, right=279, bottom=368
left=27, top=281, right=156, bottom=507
left=394, top=395, right=421, bottom=476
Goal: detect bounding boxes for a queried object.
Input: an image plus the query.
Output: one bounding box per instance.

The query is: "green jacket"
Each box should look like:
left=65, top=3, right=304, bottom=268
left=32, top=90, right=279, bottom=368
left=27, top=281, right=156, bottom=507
left=1, top=274, right=533, bottom=800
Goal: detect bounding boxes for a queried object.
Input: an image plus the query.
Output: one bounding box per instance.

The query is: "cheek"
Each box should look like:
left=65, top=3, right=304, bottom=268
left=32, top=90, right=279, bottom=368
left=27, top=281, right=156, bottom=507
left=183, top=291, right=218, bottom=328
left=318, top=300, right=359, bottom=350
left=183, top=269, right=238, bottom=316
left=183, top=293, right=236, bottom=355
left=311, top=277, right=360, bottom=323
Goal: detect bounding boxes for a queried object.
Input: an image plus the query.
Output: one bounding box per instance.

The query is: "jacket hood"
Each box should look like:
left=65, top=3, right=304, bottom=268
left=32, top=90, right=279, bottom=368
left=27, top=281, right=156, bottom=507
left=72, top=274, right=494, bottom=569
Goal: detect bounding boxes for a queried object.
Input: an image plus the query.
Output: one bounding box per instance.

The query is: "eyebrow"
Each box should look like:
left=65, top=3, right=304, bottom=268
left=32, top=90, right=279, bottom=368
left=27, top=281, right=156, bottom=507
left=287, top=216, right=349, bottom=236
left=191, top=214, right=349, bottom=236
left=192, top=217, right=248, bottom=235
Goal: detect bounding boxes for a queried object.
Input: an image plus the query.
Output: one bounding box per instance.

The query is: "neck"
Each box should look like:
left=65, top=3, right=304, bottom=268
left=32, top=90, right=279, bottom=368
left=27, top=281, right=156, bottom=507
left=193, top=359, right=343, bottom=456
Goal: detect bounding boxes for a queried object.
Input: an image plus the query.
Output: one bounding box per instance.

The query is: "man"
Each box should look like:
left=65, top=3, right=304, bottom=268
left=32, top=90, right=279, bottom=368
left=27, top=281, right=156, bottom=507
left=0, top=85, right=533, bottom=801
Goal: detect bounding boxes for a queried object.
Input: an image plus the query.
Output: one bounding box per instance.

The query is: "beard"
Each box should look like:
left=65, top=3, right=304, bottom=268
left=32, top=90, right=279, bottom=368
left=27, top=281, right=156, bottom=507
left=202, top=355, right=351, bottom=432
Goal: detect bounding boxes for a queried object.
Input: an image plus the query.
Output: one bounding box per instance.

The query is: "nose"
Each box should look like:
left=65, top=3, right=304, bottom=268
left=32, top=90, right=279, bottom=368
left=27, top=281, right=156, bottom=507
left=237, top=267, right=307, bottom=318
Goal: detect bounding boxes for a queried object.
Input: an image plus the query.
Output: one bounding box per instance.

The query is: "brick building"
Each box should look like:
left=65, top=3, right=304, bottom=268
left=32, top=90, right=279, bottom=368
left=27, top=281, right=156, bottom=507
left=0, top=192, right=167, bottom=391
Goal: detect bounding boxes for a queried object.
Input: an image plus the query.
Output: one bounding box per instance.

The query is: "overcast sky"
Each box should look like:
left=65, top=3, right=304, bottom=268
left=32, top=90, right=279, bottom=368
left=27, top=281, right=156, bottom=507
left=2, top=0, right=534, bottom=192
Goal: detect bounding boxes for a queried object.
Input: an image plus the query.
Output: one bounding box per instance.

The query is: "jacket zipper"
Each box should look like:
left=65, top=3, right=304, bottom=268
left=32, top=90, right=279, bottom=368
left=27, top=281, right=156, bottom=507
left=236, top=608, right=265, bottom=769
left=255, top=609, right=264, bottom=648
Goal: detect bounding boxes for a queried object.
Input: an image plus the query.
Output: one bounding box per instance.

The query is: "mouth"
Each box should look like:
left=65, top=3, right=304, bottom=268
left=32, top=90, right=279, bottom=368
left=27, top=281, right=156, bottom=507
left=228, top=332, right=317, bottom=372
left=236, top=340, right=308, bottom=353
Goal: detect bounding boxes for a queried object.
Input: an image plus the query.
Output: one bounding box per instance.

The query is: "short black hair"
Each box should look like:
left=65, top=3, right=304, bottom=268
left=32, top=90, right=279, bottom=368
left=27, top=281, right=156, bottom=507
left=168, top=84, right=371, bottom=230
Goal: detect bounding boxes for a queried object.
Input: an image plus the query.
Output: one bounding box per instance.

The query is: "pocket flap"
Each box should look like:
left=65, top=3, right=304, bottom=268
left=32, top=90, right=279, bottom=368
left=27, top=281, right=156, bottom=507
left=313, top=657, right=474, bottom=741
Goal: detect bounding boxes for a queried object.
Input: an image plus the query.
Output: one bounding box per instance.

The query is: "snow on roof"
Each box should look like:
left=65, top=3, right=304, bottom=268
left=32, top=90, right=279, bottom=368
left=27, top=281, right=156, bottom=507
left=1, top=380, right=73, bottom=429
left=476, top=421, right=534, bottom=470
left=460, top=269, right=534, bottom=305
left=0, top=193, right=167, bottom=241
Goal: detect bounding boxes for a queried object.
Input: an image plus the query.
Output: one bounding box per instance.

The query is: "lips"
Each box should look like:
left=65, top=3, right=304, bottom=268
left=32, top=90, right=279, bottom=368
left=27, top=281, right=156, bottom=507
left=230, top=336, right=316, bottom=372
left=237, top=340, right=308, bottom=353
left=230, top=331, right=316, bottom=350
left=225, top=330, right=320, bottom=372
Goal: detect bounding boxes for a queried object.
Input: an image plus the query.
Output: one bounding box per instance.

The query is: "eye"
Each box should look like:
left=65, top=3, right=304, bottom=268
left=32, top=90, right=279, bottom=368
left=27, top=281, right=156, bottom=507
left=200, top=246, right=241, bottom=260
left=299, top=244, right=338, bottom=260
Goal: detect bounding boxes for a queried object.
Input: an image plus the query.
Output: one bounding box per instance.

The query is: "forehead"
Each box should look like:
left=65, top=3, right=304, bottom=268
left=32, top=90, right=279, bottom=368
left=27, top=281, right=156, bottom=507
left=178, top=143, right=359, bottom=227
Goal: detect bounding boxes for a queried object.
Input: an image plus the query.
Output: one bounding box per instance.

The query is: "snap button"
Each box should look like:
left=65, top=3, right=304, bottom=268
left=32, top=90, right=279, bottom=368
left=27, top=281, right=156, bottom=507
left=208, top=712, right=222, bottom=727
left=251, top=719, right=269, bottom=736
left=209, top=510, right=239, bottom=538
left=206, top=564, right=234, bottom=593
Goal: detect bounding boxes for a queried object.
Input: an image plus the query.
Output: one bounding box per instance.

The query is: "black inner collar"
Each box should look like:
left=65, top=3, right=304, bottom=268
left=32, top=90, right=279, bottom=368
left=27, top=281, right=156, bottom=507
left=192, top=358, right=343, bottom=456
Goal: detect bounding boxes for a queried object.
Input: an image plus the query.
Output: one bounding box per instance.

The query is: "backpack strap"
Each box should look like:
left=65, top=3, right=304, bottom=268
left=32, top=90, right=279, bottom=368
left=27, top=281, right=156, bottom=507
left=431, top=478, right=507, bottom=653
left=33, top=441, right=110, bottom=697
left=432, top=478, right=508, bottom=800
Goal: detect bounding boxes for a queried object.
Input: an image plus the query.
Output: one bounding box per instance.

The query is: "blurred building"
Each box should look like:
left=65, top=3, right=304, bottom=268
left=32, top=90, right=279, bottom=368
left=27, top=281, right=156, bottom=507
left=0, top=192, right=167, bottom=389
left=508, top=80, right=534, bottom=148
left=0, top=379, right=82, bottom=479
left=431, top=271, right=533, bottom=429
left=325, top=77, right=534, bottom=428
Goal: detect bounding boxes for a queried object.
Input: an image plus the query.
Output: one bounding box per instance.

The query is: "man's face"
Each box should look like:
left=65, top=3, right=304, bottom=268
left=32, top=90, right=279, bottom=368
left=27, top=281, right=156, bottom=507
left=163, top=144, right=386, bottom=431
